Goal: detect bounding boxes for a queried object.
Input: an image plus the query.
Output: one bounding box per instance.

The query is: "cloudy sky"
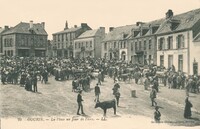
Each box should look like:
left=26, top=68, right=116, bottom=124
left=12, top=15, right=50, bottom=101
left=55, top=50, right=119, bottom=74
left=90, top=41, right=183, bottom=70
left=1, top=0, right=200, bottom=39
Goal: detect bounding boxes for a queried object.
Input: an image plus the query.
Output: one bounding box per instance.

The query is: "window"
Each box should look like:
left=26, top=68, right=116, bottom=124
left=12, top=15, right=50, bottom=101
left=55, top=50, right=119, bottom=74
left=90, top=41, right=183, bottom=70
left=79, top=42, right=81, bottom=48
left=149, top=39, right=152, bottom=49
left=58, top=43, right=60, bottom=48
left=178, top=55, right=183, bottom=71
left=62, top=34, right=64, bottom=41
left=177, top=35, right=185, bottom=49
left=114, top=42, right=116, bottom=48
left=124, top=41, right=126, bottom=48
left=4, top=39, right=6, bottom=47
left=168, top=55, right=173, bottom=68
left=58, top=35, right=60, bottom=41
left=65, top=34, right=68, bottom=41
left=143, top=40, right=146, bottom=50
left=75, top=42, right=77, bottom=49
left=144, top=55, right=147, bottom=65
left=10, top=50, right=13, bottom=56
left=160, top=55, right=164, bottom=67
left=90, top=41, right=92, bottom=47
left=149, top=55, right=152, bottom=64
left=104, top=53, right=107, bottom=58
left=158, top=38, right=165, bottom=50
left=167, top=36, right=173, bottom=49
left=131, top=42, right=133, bottom=51
left=81, top=42, right=83, bottom=47
left=121, top=42, right=123, bottom=48
left=86, top=42, right=88, bottom=48
left=139, top=41, right=142, bottom=50
left=104, top=42, right=107, bottom=50
left=135, top=42, right=138, bottom=51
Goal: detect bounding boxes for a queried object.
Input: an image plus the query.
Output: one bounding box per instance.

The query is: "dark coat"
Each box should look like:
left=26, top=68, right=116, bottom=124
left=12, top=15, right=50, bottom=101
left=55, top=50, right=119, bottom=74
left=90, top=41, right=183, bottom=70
left=95, top=85, right=100, bottom=95
left=184, top=98, right=193, bottom=118
left=77, top=93, right=83, bottom=103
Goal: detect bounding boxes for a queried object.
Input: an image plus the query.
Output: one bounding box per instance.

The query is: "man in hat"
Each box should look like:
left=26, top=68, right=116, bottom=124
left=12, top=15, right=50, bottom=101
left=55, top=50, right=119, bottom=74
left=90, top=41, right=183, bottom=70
left=154, top=106, right=161, bottom=123
left=144, top=75, right=150, bottom=90
left=150, top=87, right=157, bottom=106
left=112, top=81, right=120, bottom=95
left=115, top=90, right=121, bottom=107
left=77, top=91, right=85, bottom=115
left=94, top=83, right=101, bottom=102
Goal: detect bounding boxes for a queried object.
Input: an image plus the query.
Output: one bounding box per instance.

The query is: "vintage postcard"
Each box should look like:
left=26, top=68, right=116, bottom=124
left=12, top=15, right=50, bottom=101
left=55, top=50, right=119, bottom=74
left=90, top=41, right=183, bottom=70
left=0, top=0, right=200, bottom=129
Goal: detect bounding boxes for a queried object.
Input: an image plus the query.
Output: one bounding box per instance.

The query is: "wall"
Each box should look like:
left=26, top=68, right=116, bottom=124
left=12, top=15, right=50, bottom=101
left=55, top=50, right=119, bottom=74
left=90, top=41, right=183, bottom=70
left=190, top=31, right=200, bottom=75
left=128, top=36, right=157, bottom=65
left=74, top=37, right=94, bottom=58
left=157, top=30, right=191, bottom=73
left=2, top=34, right=16, bottom=56
left=94, top=28, right=105, bottom=58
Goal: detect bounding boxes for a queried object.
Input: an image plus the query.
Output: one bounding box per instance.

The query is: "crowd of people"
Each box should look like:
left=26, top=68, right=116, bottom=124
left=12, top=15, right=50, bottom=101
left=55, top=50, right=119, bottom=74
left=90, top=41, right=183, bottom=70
left=1, top=55, right=199, bottom=121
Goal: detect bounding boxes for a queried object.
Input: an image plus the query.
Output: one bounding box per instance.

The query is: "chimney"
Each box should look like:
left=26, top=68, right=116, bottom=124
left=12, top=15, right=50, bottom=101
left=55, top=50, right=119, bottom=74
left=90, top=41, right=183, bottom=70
left=30, top=20, right=33, bottom=29
left=109, top=27, right=114, bottom=32
left=166, top=9, right=173, bottom=19
left=41, top=22, right=45, bottom=29
left=64, top=20, right=68, bottom=30
left=136, top=22, right=145, bottom=26
left=74, top=25, right=77, bottom=28
left=4, top=26, right=9, bottom=30
left=81, top=23, right=88, bottom=28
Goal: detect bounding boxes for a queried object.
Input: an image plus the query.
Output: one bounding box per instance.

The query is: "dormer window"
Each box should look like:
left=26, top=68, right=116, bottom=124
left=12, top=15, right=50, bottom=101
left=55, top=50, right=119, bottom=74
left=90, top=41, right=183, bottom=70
left=169, top=19, right=180, bottom=30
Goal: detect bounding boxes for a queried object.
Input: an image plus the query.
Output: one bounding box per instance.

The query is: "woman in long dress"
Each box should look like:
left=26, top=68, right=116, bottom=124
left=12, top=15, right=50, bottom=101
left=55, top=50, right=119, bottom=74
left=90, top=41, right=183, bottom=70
left=184, top=97, right=193, bottom=119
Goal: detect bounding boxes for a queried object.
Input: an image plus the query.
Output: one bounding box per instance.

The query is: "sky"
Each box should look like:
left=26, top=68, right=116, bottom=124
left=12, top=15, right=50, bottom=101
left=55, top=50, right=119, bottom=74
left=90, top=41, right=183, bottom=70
left=0, top=0, right=200, bottom=39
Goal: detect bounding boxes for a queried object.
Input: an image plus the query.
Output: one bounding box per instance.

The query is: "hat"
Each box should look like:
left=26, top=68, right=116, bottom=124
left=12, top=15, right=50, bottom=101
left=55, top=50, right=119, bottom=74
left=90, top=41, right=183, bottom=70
left=155, top=106, right=159, bottom=110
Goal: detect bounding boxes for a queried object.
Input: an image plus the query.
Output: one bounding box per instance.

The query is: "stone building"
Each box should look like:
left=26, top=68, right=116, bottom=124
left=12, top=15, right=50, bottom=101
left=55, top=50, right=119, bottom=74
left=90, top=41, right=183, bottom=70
left=101, top=25, right=135, bottom=61
left=127, top=20, right=164, bottom=65
left=0, top=26, right=10, bottom=55
left=1, top=21, right=48, bottom=57
left=73, top=27, right=105, bottom=58
left=156, top=9, right=200, bottom=75
left=52, top=21, right=91, bottom=58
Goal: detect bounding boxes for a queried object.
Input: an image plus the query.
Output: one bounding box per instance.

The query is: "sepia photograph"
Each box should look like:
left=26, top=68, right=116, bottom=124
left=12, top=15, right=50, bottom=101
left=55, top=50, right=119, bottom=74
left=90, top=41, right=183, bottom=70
left=0, top=0, right=200, bottom=129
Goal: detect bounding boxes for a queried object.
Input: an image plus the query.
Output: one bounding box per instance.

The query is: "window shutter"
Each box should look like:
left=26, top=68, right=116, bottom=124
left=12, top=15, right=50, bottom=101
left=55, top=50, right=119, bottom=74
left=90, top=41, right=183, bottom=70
left=171, top=37, right=173, bottom=49
left=182, top=35, right=185, bottom=48
left=163, top=38, right=165, bottom=50
left=176, top=36, right=178, bottom=49
left=167, top=37, right=169, bottom=49
left=158, top=38, right=160, bottom=50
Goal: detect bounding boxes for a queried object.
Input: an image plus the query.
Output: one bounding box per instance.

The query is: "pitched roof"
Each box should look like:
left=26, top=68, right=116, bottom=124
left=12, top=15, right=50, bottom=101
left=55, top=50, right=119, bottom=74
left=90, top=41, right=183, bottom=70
left=77, top=29, right=98, bottom=39
left=194, top=32, right=200, bottom=42
left=127, top=18, right=164, bottom=38
left=156, top=8, right=200, bottom=34
left=103, top=25, right=136, bottom=41
left=2, top=22, right=48, bottom=35
left=0, top=28, right=4, bottom=34
left=53, top=27, right=82, bottom=35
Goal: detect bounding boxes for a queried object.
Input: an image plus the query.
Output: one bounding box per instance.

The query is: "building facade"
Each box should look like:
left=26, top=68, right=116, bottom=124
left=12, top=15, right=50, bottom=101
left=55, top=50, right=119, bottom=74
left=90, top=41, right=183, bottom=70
left=73, top=27, right=105, bottom=58
left=52, top=21, right=91, bottom=58
left=1, top=21, right=48, bottom=57
left=127, top=20, right=163, bottom=65
left=102, top=25, right=135, bottom=61
left=0, top=26, right=10, bottom=55
left=156, top=9, right=200, bottom=75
